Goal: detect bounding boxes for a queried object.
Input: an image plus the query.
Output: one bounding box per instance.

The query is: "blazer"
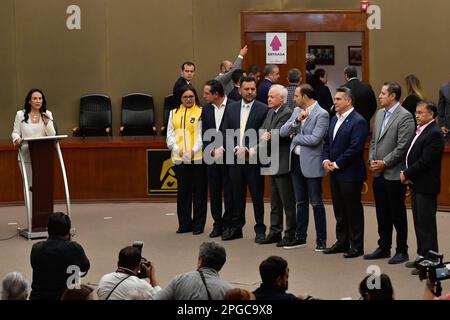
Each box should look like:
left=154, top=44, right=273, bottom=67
left=256, top=79, right=273, bottom=104
left=280, top=103, right=329, bottom=178
left=313, top=83, right=334, bottom=116
left=438, top=81, right=450, bottom=129
left=323, top=109, right=368, bottom=182
left=215, top=55, right=243, bottom=96
left=344, top=78, right=377, bottom=125
left=403, top=121, right=445, bottom=194
left=260, top=104, right=292, bottom=175
left=222, top=99, right=268, bottom=162
left=369, top=105, right=415, bottom=180
left=201, top=97, right=235, bottom=150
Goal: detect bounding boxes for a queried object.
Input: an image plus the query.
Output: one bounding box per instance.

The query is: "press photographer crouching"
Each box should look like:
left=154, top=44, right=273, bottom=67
left=415, top=251, right=450, bottom=300
left=97, top=245, right=161, bottom=300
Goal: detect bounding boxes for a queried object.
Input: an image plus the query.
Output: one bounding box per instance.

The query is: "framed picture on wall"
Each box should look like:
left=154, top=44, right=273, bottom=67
left=348, top=46, right=362, bottom=66
left=307, top=45, right=335, bottom=65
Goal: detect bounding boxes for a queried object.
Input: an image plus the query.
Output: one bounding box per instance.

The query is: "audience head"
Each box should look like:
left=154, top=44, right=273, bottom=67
left=224, top=288, right=256, bottom=300
left=268, top=84, right=288, bottom=109
left=180, top=62, right=195, bottom=82
left=306, top=53, right=316, bottom=71
left=416, top=100, right=438, bottom=125
left=232, top=69, right=246, bottom=85
left=263, top=64, right=280, bottom=83
left=334, top=87, right=354, bottom=114
left=405, top=74, right=425, bottom=100
left=220, top=60, right=233, bottom=74
left=344, top=66, right=358, bottom=82
left=47, top=212, right=71, bottom=239
left=179, top=85, right=200, bottom=107
left=239, top=76, right=258, bottom=104
left=313, top=68, right=328, bottom=85
left=197, top=242, right=226, bottom=272
left=287, top=68, right=302, bottom=85
left=259, top=256, right=289, bottom=291
left=203, top=80, right=225, bottom=103
left=60, top=284, right=97, bottom=300
left=117, top=246, right=142, bottom=273
left=359, top=273, right=394, bottom=300
left=295, top=84, right=315, bottom=108
left=379, top=81, right=402, bottom=108
left=247, top=65, right=261, bottom=83
left=23, top=88, right=47, bottom=123
left=1, top=272, right=29, bottom=300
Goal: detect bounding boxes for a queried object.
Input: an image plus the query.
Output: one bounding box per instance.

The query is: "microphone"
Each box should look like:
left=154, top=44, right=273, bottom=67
left=41, top=111, right=53, bottom=121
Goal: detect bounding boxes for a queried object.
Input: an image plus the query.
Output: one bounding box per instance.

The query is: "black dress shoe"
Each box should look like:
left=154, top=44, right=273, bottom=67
left=259, top=233, right=282, bottom=244
left=255, top=233, right=266, bottom=244
left=176, top=228, right=192, bottom=234
left=343, top=249, right=364, bottom=258
left=193, top=230, right=204, bottom=235
left=222, top=229, right=243, bottom=241
left=323, top=243, right=349, bottom=254
left=221, top=229, right=231, bottom=240
left=363, top=248, right=390, bottom=260
left=209, top=228, right=222, bottom=238
left=388, top=252, right=409, bottom=264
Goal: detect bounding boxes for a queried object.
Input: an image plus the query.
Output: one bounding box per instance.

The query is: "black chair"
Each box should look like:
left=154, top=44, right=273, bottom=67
left=160, top=94, right=178, bottom=136
left=73, top=94, right=112, bottom=137
left=120, top=93, right=157, bottom=136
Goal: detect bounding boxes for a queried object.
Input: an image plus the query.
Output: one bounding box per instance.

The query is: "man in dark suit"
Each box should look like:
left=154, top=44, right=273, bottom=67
left=201, top=80, right=234, bottom=238
left=256, top=65, right=280, bottom=105
left=438, top=80, right=450, bottom=137
left=343, top=66, right=377, bottom=127
left=173, top=62, right=195, bottom=104
left=365, top=82, right=415, bottom=264
left=222, top=76, right=268, bottom=243
left=322, top=87, right=368, bottom=258
left=258, top=84, right=296, bottom=247
left=401, top=100, right=445, bottom=274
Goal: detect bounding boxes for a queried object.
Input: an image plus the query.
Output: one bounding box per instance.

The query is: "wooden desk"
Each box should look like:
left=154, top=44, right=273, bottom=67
left=1, top=137, right=450, bottom=211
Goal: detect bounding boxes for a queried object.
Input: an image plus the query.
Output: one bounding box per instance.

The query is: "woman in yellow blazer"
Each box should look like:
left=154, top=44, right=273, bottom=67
left=166, top=85, right=207, bottom=234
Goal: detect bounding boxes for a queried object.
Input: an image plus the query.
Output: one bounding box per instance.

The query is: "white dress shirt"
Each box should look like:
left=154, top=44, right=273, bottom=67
left=213, top=96, right=227, bottom=131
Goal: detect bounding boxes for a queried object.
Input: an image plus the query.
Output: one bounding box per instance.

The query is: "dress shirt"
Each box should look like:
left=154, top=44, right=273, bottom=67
left=240, top=100, right=254, bottom=146
left=294, top=102, right=317, bottom=155
left=333, top=107, right=354, bottom=140
left=405, top=120, right=435, bottom=168
left=381, top=102, right=400, bottom=133
left=213, top=96, right=227, bottom=132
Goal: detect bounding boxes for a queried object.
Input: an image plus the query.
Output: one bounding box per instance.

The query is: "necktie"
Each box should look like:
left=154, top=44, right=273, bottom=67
left=240, top=105, right=250, bottom=146
left=381, top=109, right=389, bottom=133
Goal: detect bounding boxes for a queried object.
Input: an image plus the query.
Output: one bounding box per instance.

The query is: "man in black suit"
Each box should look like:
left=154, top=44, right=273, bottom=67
left=259, top=84, right=296, bottom=247
left=173, top=61, right=195, bottom=104
left=256, top=65, right=280, bottom=105
left=343, top=66, right=377, bottom=128
left=401, top=100, right=445, bottom=274
left=222, top=76, right=268, bottom=243
left=201, top=80, right=234, bottom=238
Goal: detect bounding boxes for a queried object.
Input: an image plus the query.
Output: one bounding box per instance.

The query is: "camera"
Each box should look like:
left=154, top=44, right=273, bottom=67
left=416, top=251, right=450, bottom=283
left=132, top=241, right=151, bottom=279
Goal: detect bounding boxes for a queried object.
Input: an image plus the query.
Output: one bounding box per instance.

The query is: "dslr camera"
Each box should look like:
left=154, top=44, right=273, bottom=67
left=132, top=241, right=151, bottom=279
left=416, top=251, right=450, bottom=283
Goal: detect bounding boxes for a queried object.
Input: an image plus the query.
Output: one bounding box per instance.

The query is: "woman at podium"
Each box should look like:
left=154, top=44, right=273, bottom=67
left=11, top=88, right=56, bottom=204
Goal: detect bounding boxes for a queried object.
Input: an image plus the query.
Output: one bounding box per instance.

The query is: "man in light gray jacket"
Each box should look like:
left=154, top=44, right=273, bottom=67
left=364, top=81, right=415, bottom=264
left=280, top=84, right=329, bottom=251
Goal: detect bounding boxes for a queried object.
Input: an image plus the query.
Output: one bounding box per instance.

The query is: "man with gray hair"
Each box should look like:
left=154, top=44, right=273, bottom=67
left=154, top=242, right=232, bottom=300
left=286, top=68, right=302, bottom=110
left=259, top=85, right=296, bottom=247
left=1, top=272, right=29, bottom=300
left=256, top=64, right=280, bottom=104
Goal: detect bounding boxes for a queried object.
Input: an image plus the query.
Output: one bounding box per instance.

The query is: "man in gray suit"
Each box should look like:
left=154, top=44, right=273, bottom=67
left=259, top=85, right=296, bottom=247
left=438, top=80, right=450, bottom=138
left=280, top=84, right=329, bottom=250
left=364, top=82, right=415, bottom=264
left=215, top=45, right=248, bottom=95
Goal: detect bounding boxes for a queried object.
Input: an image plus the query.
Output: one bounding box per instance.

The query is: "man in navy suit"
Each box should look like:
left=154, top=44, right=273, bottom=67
left=201, top=80, right=234, bottom=238
left=322, top=87, right=368, bottom=258
left=401, top=100, right=445, bottom=274
left=222, top=76, right=268, bottom=243
left=173, top=62, right=195, bottom=103
left=256, top=65, right=280, bottom=105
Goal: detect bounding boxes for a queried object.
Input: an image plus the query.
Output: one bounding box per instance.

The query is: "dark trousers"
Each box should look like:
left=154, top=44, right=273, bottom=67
left=291, top=155, right=327, bottom=242
left=411, top=190, right=439, bottom=258
left=268, top=173, right=296, bottom=239
left=373, top=177, right=408, bottom=253
left=207, top=164, right=233, bottom=231
left=228, top=164, right=266, bottom=235
left=174, top=163, right=207, bottom=232
left=330, top=177, right=364, bottom=251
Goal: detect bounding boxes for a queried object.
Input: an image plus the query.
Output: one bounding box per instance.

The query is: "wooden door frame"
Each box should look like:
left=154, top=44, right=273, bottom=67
left=241, top=11, right=369, bottom=82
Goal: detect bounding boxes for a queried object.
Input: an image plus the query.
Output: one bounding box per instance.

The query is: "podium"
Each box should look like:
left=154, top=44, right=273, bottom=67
left=18, top=135, right=71, bottom=239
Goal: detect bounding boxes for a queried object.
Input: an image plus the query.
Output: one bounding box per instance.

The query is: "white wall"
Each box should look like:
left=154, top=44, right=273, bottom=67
left=306, top=32, right=362, bottom=95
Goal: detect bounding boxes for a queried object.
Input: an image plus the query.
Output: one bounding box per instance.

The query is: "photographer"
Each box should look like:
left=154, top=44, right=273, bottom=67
left=97, top=246, right=160, bottom=300
left=424, top=281, right=450, bottom=300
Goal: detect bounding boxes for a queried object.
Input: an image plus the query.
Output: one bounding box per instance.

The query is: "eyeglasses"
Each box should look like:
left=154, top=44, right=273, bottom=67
left=182, top=95, right=195, bottom=100
left=414, top=111, right=431, bottom=115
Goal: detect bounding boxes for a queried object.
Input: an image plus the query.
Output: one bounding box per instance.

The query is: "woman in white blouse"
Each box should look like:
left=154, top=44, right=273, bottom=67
left=11, top=89, right=56, bottom=206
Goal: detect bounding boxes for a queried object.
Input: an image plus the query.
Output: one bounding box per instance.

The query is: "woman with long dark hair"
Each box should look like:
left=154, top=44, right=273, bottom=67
left=311, top=68, right=334, bottom=116
left=403, top=74, right=426, bottom=126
